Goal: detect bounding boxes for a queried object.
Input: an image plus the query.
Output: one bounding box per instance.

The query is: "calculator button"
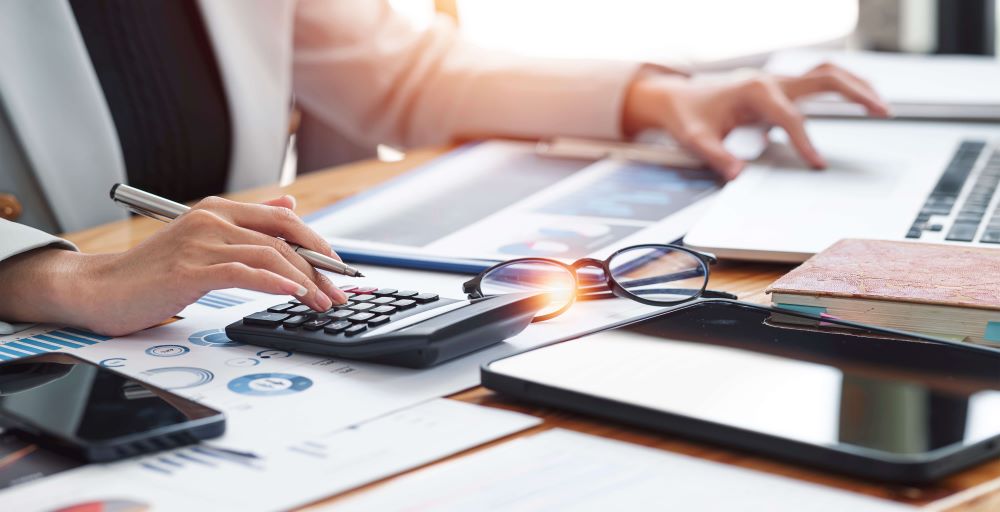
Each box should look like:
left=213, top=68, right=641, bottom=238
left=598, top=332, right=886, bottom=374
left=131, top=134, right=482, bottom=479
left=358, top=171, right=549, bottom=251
left=370, top=296, right=395, bottom=305
left=351, top=294, right=376, bottom=302
left=302, top=317, right=331, bottom=330
left=267, top=303, right=295, bottom=313
left=282, top=315, right=308, bottom=328
left=344, top=324, right=368, bottom=336
left=370, top=305, right=397, bottom=315
left=413, top=293, right=439, bottom=304
left=349, top=302, right=375, bottom=312
left=354, top=286, right=378, bottom=294
left=339, top=285, right=358, bottom=292
left=348, top=312, right=375, bottom=323
left=326, top=310, right=354, bottom=320
left=244, top=312, right=289, bottom=326
left=324, top=320, right=352, bottom=333
left=373, top=288, right=397, bottom=296
left=286, top=304, right=312, bottom=315
left=390, top=299, right=416, bottom=309
left=367, top=315, right=391, bottom=326
left=393, top=290, right=419, bottom=298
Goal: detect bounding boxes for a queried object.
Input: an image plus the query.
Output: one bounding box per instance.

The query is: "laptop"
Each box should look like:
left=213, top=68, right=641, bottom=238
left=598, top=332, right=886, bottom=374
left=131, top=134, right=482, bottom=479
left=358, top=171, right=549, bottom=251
left=684, top=119, right=1000, bottom=262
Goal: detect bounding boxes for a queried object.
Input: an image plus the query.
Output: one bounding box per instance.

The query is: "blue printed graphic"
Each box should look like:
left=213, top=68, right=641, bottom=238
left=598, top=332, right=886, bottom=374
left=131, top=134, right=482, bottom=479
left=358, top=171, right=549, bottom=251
left=189, top=329, right=245, bottom=348
left=226, top=357, right=261, bottom=368
left=99, top=357, right=127, bottom=368
left=228, top=373, right=313, bottom=397
left=0, top=328, right=110, bottom=361
left=142, top=367, right=215, bottom=390
left=145, top=345, right=190, bottom=357
left=195, top=291, right=251, bottom=310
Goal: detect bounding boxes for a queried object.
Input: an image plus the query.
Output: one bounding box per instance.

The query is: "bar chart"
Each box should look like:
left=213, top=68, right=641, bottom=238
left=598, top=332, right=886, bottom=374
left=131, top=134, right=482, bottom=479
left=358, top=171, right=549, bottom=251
left=194, top=291, right=253, bottom=310
left=0, top=327, right=111, bottom=361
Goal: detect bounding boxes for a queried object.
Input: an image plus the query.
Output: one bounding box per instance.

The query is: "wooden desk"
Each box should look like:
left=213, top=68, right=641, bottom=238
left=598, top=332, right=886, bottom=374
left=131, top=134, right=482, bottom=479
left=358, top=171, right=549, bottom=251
left=63, top=149, right=1000, bottom=511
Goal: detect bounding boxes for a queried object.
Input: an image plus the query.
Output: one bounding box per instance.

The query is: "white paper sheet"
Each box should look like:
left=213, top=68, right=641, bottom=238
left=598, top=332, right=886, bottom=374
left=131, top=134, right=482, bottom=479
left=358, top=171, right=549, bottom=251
left=0, top=399, right=540, bottom=512
left=332, top=429, right=916, bottom=512
left=1, top=265, right=659, bottom=451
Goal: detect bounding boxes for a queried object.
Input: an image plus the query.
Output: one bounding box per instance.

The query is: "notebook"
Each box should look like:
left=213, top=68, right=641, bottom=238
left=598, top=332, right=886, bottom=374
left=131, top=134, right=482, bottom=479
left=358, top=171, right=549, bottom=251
left=766, top=239, right=1000, bottom=345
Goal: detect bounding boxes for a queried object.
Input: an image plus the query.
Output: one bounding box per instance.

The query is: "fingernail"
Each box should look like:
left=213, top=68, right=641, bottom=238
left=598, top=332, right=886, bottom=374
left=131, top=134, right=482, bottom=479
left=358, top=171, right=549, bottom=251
left=317, top=293, right=333, bottom=311
left=330, top=288, right=349, bottom=305
left=284, top=195, right=297, bottom=210
left=294, top=285, right=308, bottom=297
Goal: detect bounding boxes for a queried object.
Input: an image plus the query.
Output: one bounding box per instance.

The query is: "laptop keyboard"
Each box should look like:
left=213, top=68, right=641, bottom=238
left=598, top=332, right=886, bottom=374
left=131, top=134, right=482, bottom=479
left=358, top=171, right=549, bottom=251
left=907, top=140, right=1000, bottom=244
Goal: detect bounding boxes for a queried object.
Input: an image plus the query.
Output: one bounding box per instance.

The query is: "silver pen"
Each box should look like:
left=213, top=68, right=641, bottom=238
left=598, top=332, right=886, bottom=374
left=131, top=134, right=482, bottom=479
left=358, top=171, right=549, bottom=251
left=110, top=183, right=364, bottom=278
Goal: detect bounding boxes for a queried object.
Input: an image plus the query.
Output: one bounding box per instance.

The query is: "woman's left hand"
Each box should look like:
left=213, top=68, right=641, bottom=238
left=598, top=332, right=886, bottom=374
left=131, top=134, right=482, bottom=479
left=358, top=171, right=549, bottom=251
left=622, top=63, right=891, bottom=180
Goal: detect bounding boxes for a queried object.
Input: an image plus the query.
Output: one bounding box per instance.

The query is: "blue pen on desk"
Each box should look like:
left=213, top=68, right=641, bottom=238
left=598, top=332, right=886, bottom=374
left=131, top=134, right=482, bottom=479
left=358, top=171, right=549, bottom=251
left=109, top=183, right=364, bottom=278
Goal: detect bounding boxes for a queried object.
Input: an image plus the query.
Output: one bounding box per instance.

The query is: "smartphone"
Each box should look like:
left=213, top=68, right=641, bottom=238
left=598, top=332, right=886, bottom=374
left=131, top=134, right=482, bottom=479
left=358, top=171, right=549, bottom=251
left=0, top=353, right=225, bottom=462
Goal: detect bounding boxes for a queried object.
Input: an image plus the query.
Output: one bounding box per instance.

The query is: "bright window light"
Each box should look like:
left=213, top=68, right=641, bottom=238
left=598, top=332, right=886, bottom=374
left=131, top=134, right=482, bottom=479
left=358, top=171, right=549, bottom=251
left=453, top=0, right=858, bottom=64
left=388, top=0, right=436, bottom=30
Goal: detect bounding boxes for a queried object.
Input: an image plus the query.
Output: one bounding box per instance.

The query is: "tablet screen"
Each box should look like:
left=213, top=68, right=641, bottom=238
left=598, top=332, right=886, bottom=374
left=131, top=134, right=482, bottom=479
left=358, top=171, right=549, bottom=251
left=488, top=301, right=1000, bottom=456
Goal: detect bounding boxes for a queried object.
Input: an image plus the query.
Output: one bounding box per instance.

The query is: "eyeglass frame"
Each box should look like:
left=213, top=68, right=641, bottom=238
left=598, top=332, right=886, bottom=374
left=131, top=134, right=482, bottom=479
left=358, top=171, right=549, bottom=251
left=463, top=243, right=737, bottom=322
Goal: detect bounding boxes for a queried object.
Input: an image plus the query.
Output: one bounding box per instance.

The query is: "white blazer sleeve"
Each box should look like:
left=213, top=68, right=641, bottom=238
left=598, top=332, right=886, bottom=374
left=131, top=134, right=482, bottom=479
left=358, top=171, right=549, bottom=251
left=0, top=220, right=76, bottom=334
left=291, top=0, right=643, bottom=149
left=0, top=219, right=77, bottom=263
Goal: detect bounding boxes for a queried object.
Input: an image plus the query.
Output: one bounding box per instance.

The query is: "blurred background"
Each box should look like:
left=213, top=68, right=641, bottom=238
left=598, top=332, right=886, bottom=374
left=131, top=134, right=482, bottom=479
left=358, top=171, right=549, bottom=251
left=388, top=0, right=997, bottom=66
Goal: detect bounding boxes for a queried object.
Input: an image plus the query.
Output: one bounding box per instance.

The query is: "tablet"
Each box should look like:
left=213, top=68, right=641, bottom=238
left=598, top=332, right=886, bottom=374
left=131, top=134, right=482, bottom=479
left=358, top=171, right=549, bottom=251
left=482, top=300, right=1000, bottom=483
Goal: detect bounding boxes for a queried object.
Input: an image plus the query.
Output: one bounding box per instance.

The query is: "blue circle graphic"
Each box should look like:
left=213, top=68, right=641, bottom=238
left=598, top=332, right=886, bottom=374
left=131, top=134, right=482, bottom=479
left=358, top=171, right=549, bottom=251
left=145, top=345, right=190, bottom=357
left=142, top=367, right=215, bottom=390
left=189, top=329, right=245, bottom=348
left=99, top=357, right=127, bottom=367
left=228, top=373, right=313, bottom=397
left=226, top=357, right=261, bottom=368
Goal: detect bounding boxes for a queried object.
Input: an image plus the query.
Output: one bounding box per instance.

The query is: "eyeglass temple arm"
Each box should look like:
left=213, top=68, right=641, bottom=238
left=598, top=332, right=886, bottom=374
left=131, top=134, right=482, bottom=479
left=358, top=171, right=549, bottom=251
left=574, top=268, right=708, bottom=295
left=577, top=287, right=736, bottom=301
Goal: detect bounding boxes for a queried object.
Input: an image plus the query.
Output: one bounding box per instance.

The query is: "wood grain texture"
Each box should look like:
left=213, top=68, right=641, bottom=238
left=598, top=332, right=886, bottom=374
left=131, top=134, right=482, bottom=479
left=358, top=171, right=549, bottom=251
left=61, top=149, right=999, bottom=511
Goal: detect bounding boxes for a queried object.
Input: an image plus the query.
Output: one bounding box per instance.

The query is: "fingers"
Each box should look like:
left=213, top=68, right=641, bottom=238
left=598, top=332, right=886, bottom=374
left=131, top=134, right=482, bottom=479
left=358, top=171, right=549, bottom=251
left=212, top=244, right=338, bottom=312
left=743, top=78, right=826, bottom=169
left=236, top=228, right=346, bottom=307
left=262, top=195, right=297, bottom=210
left=175, top=209, right=347, bottom=311
left=782, top=64, right=891, bottom=118
left=193, top=196, right=340, bottom=261
left=675, top=125, right=744, bottom=180
left=196, top=262, right=308, bottom=301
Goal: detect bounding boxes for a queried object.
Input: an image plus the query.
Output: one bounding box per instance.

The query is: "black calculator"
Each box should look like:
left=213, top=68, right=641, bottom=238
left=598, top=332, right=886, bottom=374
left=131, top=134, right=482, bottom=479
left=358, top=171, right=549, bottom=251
left=225, top=286, right=547, bottom=368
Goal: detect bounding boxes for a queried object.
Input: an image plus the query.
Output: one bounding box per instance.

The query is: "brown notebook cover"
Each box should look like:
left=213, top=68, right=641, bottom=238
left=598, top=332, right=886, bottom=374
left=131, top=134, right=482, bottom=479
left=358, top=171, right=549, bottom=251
left=766, top=239, right=1000, bottom=311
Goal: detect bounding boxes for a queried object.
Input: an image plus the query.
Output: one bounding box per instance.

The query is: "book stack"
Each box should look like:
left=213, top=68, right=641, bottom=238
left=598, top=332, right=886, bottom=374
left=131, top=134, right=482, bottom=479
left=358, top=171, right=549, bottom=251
left=766, top=239, right=1000, bottom=345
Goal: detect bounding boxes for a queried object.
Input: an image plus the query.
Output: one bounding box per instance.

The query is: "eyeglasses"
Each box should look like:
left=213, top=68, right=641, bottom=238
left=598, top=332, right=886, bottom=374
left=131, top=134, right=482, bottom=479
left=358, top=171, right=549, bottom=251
left=463, top=243, right=736, bottom=322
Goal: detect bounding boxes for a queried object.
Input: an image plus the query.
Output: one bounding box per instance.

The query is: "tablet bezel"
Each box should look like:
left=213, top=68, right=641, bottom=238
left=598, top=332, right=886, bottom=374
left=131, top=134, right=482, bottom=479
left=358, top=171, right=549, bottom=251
left=481, top=299, right=1000, bottom=483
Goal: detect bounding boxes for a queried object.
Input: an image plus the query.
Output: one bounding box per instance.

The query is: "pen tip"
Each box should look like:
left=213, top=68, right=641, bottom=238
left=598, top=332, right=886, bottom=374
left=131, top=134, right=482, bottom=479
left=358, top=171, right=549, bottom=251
left=354, top=271, right=366, bottom=278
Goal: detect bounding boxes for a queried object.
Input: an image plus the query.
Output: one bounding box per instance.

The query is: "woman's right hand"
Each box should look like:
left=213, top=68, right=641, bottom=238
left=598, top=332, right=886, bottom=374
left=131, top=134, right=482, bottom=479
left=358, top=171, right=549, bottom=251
left=0, top=195, right=348, bottom=336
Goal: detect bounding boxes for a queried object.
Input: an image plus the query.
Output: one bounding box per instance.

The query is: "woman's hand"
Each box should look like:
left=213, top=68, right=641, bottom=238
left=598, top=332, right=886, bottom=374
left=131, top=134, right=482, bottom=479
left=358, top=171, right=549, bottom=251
left=0, top=195, right=348, bottom=336
left=622, top=63, right=891, bottom=180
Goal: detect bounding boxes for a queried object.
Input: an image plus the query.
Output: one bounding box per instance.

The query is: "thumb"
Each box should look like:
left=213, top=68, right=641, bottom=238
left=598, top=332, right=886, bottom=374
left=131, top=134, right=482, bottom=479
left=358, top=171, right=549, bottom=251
left=262, top=194, right=296, bottom=210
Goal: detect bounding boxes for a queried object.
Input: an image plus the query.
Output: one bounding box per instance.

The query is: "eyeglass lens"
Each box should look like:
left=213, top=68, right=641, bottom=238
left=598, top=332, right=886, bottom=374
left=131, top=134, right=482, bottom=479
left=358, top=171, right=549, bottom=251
left=478, top=260, right=577, bottom=318
left=607, top=246, right=707, bottom=303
